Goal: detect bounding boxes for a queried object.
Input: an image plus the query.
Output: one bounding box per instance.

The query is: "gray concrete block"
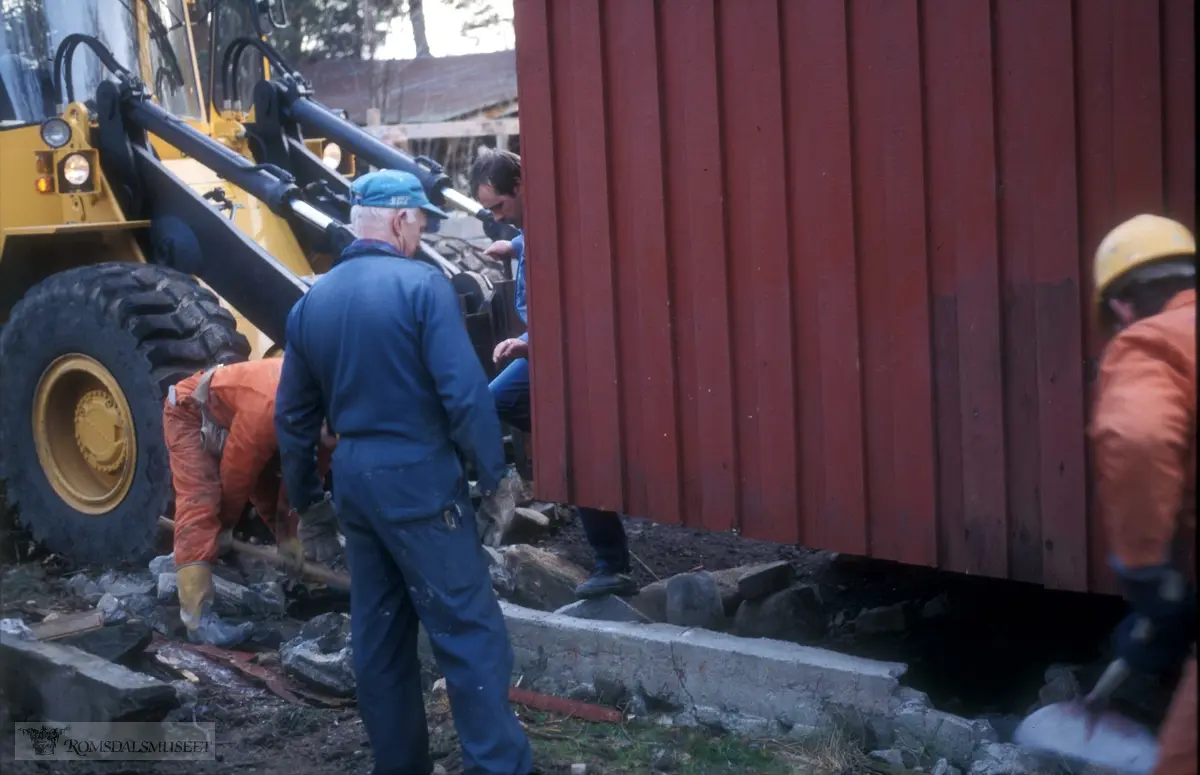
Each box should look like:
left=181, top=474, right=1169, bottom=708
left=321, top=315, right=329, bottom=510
left=894, top=702, right=998, bottom=769
left=0, top=633, right=178, bottom=723
left=499, top=602, right=905, bottom=731
left=555, top=595, right=651, bottom=624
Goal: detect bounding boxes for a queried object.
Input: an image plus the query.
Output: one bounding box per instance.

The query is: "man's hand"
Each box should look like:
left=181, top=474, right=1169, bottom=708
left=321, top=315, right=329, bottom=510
left=296, top=494, right=347, bottom=570
left=493, top=338, right=529, bottom=364
left=476, top=469, right=527, bottom=547
left=484, top=240, right=515, bottom=261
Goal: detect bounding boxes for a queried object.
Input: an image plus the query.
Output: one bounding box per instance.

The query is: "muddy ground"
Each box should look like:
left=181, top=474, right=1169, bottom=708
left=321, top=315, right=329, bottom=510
left=0, top=495, right=1154, bottom=775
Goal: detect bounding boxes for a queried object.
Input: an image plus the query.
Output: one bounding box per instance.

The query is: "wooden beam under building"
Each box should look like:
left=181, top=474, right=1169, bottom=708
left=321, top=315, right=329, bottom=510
left=365, top=117, right=520, bottom=143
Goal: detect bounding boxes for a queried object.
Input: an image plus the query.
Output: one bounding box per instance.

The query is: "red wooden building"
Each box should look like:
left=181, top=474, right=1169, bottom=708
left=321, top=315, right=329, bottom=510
left=511, top=0, right=1195, bottom=594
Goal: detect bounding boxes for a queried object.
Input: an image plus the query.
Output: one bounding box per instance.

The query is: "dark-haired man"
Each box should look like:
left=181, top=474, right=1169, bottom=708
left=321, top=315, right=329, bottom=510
left=470, top=148, right=638, bottom=599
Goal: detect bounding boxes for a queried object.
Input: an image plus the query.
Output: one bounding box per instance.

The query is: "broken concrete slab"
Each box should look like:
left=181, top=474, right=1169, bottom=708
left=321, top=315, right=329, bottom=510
left=280, top=613, right=355, bottom=697
left=665, top=572, right=725, bottom=630
left=149, top=553, right=176, bottom=576
left=735, top=561, right=794, bottom=601
left=0, top=632, right=178, bottom=722
left=97, top=570, right=156, bottom=599
left=1, top=618, right=35, bottom=639
left=555, top=595, right=651, bottom=624
left=499, top=545, right=588, bottom=611
left=967, top=743, right=1057, bottom=775
left=155, top=572, right=283, bottom=617
left=733, top=584, right=826, bottom=643
left=65, top=573, right=104, bottom=604
left=29, top=610, right=105, bottom=640
left=59, top=621, right=153, bottom=666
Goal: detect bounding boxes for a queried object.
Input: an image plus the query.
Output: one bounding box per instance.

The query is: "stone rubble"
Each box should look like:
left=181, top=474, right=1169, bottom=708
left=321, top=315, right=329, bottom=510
left=280, top=612, right=356, bottom=697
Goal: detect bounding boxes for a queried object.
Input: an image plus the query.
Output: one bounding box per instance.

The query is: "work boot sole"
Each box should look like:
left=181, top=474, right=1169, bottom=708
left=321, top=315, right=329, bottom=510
left=574, top=576, right=638, bottom=600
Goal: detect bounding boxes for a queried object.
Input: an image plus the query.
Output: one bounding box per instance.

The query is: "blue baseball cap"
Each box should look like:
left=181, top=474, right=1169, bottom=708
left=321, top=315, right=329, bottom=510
left=349, top=170, right=449, bottom=219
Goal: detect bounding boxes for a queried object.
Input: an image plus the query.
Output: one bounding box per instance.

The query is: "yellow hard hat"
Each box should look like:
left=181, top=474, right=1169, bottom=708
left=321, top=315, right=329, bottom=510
left=1093, top=214, right=1195, bottom=309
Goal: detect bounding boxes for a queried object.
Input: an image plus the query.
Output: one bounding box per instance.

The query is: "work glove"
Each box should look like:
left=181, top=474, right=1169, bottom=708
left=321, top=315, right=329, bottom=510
left=476, top=468, right=526, bottom=547
left=1112, top=563, right=1195, bottom=676
left=280, top=493, right=346, bottom=574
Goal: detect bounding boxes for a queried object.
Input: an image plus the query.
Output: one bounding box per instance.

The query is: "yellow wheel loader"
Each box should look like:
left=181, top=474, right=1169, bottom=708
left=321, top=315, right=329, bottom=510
left=0, top=0, right=521, bottom=566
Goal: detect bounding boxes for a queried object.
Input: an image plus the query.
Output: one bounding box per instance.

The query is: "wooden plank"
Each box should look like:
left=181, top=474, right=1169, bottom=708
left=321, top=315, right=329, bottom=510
left=1162, top=0, right=1196, bottom=231
left=922, top=0, right=1009, bottom=579
left=780, top=0, right=867, bottom=555
left=30, top=610, right=105, bottom=641
left=718, top=0, right=797, bottom=542
left=658, top=0, right=738, bottom=532
left=563, top=0, right=623, bottom=511
left=848, top=0, right=938, bottom=567
left=602, top=0, right=683, bottom=524
left=365, top=117, right=521, bottom=143
left=513, top=0, right=571, bottom=502
left=995, top=0, right=1089, bottom=590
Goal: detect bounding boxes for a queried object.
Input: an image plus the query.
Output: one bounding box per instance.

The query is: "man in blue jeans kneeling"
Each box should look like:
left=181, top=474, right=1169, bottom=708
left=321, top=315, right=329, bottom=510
left=471, top=148, right=637, bottom=599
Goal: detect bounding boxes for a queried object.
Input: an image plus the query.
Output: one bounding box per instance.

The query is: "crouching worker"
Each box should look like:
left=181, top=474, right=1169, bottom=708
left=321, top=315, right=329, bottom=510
left=163, top=358, right=339, bottom=646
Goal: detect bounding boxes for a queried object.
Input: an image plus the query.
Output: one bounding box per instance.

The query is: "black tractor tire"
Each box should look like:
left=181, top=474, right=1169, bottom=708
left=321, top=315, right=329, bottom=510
left=0, top=262, right=251, bottom=567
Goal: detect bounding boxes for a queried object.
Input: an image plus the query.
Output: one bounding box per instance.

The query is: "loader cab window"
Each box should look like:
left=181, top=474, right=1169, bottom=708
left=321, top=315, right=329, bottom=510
left=197, top=0, right=266, bottom=112
left=0, top=0, right=203, bottom=126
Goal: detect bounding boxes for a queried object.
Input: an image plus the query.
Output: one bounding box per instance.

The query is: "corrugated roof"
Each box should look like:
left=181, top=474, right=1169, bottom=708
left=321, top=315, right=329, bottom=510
left=301, top=50, right=517, bottom=124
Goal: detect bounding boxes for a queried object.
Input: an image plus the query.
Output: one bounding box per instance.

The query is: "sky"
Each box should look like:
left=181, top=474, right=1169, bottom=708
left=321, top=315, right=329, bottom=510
left=377, top=0, right=515, bottom=60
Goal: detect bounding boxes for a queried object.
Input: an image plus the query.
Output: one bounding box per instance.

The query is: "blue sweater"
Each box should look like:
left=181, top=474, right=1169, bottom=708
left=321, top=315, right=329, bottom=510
left=274, top=239, right=506, bottom=518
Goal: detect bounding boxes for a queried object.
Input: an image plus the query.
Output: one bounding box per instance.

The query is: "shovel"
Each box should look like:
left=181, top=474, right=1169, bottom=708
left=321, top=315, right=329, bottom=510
left=1013, top=657, right=1160, bottom=773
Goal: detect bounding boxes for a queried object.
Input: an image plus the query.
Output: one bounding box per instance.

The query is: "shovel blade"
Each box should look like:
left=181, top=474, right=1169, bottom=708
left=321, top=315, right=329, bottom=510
left=1013, top=700, right=1159, bottom=774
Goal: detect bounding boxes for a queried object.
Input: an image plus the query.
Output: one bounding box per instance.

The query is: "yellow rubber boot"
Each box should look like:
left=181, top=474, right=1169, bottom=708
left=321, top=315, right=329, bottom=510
left=176, top=563, right=252, bottom=647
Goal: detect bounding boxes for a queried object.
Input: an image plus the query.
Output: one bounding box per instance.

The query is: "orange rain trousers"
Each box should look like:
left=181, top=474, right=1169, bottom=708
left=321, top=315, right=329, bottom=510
left=163, top=359, right=330, bottom=567
left=1090, top=289, right=1196, bottom=775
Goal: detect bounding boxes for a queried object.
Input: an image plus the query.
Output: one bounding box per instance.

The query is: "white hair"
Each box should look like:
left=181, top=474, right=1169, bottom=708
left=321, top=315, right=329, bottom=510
left=349, top=204, right=423, bottom=239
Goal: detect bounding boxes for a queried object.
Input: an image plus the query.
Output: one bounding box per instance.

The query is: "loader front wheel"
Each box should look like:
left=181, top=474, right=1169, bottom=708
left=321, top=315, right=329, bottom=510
left=0, top=263, right=251, bottom=566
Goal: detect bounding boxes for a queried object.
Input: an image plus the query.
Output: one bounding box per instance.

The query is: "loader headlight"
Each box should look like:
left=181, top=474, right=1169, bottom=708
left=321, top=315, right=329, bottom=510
left=62, top=153, right=92, bottom=186
left=321, top=142, right=343, bottom=170
left=40, top=118, right=71, bottom=149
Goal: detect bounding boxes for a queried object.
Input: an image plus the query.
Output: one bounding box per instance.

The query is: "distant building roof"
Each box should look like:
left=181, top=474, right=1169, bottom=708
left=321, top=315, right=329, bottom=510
left=302, top=50, right=517, bottom=125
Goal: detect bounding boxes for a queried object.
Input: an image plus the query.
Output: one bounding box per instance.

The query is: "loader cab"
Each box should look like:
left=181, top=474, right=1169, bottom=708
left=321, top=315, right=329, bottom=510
left=0, top=0, right=205, bottom=127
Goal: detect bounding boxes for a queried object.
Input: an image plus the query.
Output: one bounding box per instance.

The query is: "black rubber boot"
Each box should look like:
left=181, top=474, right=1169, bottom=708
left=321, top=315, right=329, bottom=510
left=574, top=565, right=638, bottom=599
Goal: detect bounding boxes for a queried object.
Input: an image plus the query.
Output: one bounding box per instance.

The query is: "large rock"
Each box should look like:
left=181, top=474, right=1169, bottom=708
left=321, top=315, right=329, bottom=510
left=66, top=573, right=104, bottom=605
left=893, top=702, right=998, bottom=769
left=148, top=553, right=176, bottom=576
left=665, top=572, right=725, bottom=630
left=967, top=743, right=1056, bottom=775
left=0, top=632, right=178, bottom=722
left=733, top=584, right=826, bottom=643
left=854, top=603, right=908, bottom=635
left=555, top=595, right=651, bottom=624
left=630, top=563, right=787, bottom=623
left=736, top=561, right=794, bottom=601
left=499, top=545, right=587, bottom=611
left=281, top=613, right=356, bottom=697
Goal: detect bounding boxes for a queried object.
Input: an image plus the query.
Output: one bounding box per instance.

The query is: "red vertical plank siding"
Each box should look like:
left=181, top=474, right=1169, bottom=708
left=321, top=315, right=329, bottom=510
left=1112, top=0, right=1165, bottom=218
left=1162, top=0, right=1196, bottom=231
left=995, top=0, right=1089, bottom=591
left=558, top=1, right=623, bottom=511
left=601, top=3, right=683, bottom=524
left=513, top=0, right=1191, bottom=592
left=512, top=0, right=569, bottom=502
left=922, top=0, right=1009, bottom=579
left=657, top=0, right=738, bottom=533
left=1073, top=0, right=1118, bottom=594
left=780, top=0, right=869, bottom=555
left=848, top=0, right=938, bottom=567
left=718, top=0, right=798, bottom=542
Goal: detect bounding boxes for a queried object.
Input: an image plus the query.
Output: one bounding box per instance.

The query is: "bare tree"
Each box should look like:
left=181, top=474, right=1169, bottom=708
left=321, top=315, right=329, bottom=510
left=408, top=0, right=431, bottom=58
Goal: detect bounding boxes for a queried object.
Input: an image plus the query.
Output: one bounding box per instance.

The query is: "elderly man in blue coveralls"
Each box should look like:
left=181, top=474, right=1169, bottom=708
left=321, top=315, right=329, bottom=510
left=470, top=148, right=637, bottom=599
left=274, top=170, right=535, bottom=775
